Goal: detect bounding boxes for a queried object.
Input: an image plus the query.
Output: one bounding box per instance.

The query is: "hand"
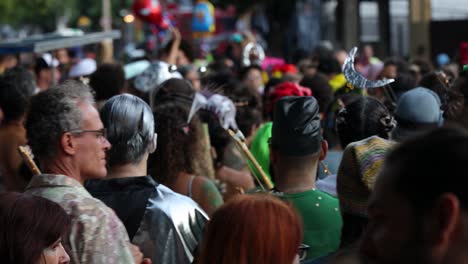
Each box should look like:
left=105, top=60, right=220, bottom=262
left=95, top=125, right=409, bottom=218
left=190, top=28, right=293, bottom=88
left=216, top=166, right=255, bottom=190
left=130, top=244, right=152, bottom=264
left=170, top=26, right=181, bottom=42
left=130, top=244, right=143, bottom=264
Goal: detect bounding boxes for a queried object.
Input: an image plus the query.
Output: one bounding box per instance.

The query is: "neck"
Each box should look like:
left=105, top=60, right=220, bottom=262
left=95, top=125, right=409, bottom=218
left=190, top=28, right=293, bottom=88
left=274, top=164, right=318, bottom=194
left=107, top=158, right=147, bottom=179
left=42, top=158, right=85, bottom=185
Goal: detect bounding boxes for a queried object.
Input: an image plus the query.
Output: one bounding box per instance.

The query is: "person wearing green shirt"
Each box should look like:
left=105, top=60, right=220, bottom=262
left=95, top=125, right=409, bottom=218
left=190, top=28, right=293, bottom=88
left=270, top=96, right=342, bottom=260
left=249, top=121, right=272, bottom=183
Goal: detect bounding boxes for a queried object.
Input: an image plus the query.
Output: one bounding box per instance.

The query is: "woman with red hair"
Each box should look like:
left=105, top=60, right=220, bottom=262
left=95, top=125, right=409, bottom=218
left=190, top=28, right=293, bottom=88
left=199, top=194, right=306, bottom=264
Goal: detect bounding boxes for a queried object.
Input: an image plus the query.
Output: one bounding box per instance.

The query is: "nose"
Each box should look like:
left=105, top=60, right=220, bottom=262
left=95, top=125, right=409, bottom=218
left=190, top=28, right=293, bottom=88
left=103, top=137, right=111, bottom=151
left=59, top=244, right=70, bottom=263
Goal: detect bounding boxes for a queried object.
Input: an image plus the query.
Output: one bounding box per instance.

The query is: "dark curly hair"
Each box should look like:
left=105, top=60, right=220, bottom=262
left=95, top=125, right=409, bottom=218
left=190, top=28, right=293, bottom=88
left=336, top=96, right=394, bottom=149
left=89, top=63, right=125, bottom=101
left=0, top=67, right=35, bottom=123
left=149, top=102, right=202, bottom=184
left=151, top=78, right=195, bottom=109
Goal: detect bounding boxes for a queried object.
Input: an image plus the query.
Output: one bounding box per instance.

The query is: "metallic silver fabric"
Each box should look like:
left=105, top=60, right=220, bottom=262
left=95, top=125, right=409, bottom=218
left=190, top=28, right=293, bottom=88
left=343, top=47, right=394, bottom=89
left=132, top=184, right=208, bottom=264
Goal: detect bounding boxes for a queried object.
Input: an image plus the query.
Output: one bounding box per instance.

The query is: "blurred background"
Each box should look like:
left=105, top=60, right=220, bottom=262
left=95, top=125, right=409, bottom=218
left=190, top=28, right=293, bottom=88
left=0, top=0, right=467, bottom=65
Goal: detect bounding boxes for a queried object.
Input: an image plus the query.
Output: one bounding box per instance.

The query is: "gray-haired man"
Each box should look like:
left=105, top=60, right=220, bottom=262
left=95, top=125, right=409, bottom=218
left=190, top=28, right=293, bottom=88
left=24, top=80, right=147, bottom=263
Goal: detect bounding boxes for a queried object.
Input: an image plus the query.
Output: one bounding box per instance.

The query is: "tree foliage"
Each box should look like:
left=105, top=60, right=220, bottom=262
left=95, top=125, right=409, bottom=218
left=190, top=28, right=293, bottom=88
left=0, top=0, right=79, bottom=32
left=0, top=0, right=134, bottom=32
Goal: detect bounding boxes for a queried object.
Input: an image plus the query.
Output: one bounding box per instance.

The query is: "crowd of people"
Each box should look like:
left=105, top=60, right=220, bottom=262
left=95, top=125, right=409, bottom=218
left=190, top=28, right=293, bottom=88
left=1, top=28, right=468, bottom=264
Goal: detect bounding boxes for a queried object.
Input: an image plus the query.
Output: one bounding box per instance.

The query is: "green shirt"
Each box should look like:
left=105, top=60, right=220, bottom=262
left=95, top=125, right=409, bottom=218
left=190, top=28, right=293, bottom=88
left=249, top=122, right=273, bottom=183
left=277, top=189, right=342, bottom=259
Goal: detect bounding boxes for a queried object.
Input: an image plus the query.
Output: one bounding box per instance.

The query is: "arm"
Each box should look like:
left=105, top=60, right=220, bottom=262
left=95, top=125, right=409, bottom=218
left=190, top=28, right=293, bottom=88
left=216, top=165, right=255, bottom=190
left=165, top=27, right=181, bottom=65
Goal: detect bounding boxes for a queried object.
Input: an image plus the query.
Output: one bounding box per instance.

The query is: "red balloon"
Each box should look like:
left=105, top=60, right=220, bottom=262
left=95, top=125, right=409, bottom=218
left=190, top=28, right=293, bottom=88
left=132, top=0, right=165, bottom=27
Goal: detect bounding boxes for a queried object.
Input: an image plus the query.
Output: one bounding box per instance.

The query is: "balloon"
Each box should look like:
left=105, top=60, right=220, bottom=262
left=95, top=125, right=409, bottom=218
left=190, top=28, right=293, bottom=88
left=132, top=0, right=168, bottom=29
left=192, top=1, right=215, bottom=33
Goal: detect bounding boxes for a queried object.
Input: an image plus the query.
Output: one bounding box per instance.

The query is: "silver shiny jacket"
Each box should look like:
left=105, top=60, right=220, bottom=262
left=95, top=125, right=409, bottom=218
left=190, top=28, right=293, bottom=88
left=86, top=176, right=208, bottom=264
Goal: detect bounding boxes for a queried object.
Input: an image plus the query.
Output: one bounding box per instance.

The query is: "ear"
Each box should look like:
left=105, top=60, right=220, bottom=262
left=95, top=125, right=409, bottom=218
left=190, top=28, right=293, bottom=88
left=319, top=140, right=328, bottom=161
left=431, top=193, right=460, bottom=254
left=60, top=132, right=77, bottom=156
left=148, top=133, right=157, bottom=154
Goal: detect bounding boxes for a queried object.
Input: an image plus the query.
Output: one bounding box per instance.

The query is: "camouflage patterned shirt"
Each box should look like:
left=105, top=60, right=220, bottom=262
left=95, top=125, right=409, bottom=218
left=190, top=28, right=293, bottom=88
left=25, top=174, right=135, bottom=264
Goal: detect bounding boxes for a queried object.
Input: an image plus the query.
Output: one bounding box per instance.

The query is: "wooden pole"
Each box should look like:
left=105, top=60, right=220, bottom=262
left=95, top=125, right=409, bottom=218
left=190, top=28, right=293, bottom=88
left=18, top=146, right=41, bottom=175
left=100, top=0, right=113, bottom=62
left=228, top=130, right=274, bottom=190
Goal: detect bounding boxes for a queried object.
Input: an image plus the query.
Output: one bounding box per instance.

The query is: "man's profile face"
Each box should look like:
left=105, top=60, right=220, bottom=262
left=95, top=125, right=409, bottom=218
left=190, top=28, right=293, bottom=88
left=74, top=102, right=111, bottom=179
left=360, top=163, right=433, bottom=264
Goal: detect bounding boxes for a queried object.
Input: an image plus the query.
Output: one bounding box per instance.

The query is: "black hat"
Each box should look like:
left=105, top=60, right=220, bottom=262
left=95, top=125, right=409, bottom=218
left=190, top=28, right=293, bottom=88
left=272, top=96, right=322, bottom=156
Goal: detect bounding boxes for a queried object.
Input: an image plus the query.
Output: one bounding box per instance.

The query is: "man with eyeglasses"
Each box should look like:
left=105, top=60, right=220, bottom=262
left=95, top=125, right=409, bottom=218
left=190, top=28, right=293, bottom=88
left=24, top=80, right=150, bottom=264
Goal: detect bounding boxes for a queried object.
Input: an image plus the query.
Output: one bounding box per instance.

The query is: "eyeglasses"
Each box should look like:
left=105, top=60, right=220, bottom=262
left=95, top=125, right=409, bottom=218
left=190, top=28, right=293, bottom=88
left=68, top=128, right=107, bottom=141
left=298, top=244, right=310, bottom=261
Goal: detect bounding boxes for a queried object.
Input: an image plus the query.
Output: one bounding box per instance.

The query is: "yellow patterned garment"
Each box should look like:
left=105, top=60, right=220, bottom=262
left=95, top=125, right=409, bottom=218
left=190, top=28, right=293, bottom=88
left=337, top=136, right=395, bottom=217
left=25, top=174, right=134, bottom=264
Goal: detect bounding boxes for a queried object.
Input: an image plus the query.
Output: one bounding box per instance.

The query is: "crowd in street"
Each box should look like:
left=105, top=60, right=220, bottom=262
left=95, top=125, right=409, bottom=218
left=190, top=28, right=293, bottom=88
left=1, top=28, right=468, bottom=264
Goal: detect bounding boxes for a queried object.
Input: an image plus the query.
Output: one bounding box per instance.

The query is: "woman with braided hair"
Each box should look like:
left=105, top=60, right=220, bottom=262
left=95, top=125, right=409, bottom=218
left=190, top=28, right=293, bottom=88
left=313, top=96, right=396, bottom=263
left=316, top=95, right=395, bottom=197
left=335, top=95, right=395, bottom=150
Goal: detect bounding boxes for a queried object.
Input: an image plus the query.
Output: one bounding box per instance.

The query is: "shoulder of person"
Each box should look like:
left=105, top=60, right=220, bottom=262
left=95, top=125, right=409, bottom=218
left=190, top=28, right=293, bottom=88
left=192, top=176, right=218, bottom=193
left=192, top=176, right=224, bottom=207
left=66, top=193, right=119, bottom=222
left=158, top=183, right=208, bottom=211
